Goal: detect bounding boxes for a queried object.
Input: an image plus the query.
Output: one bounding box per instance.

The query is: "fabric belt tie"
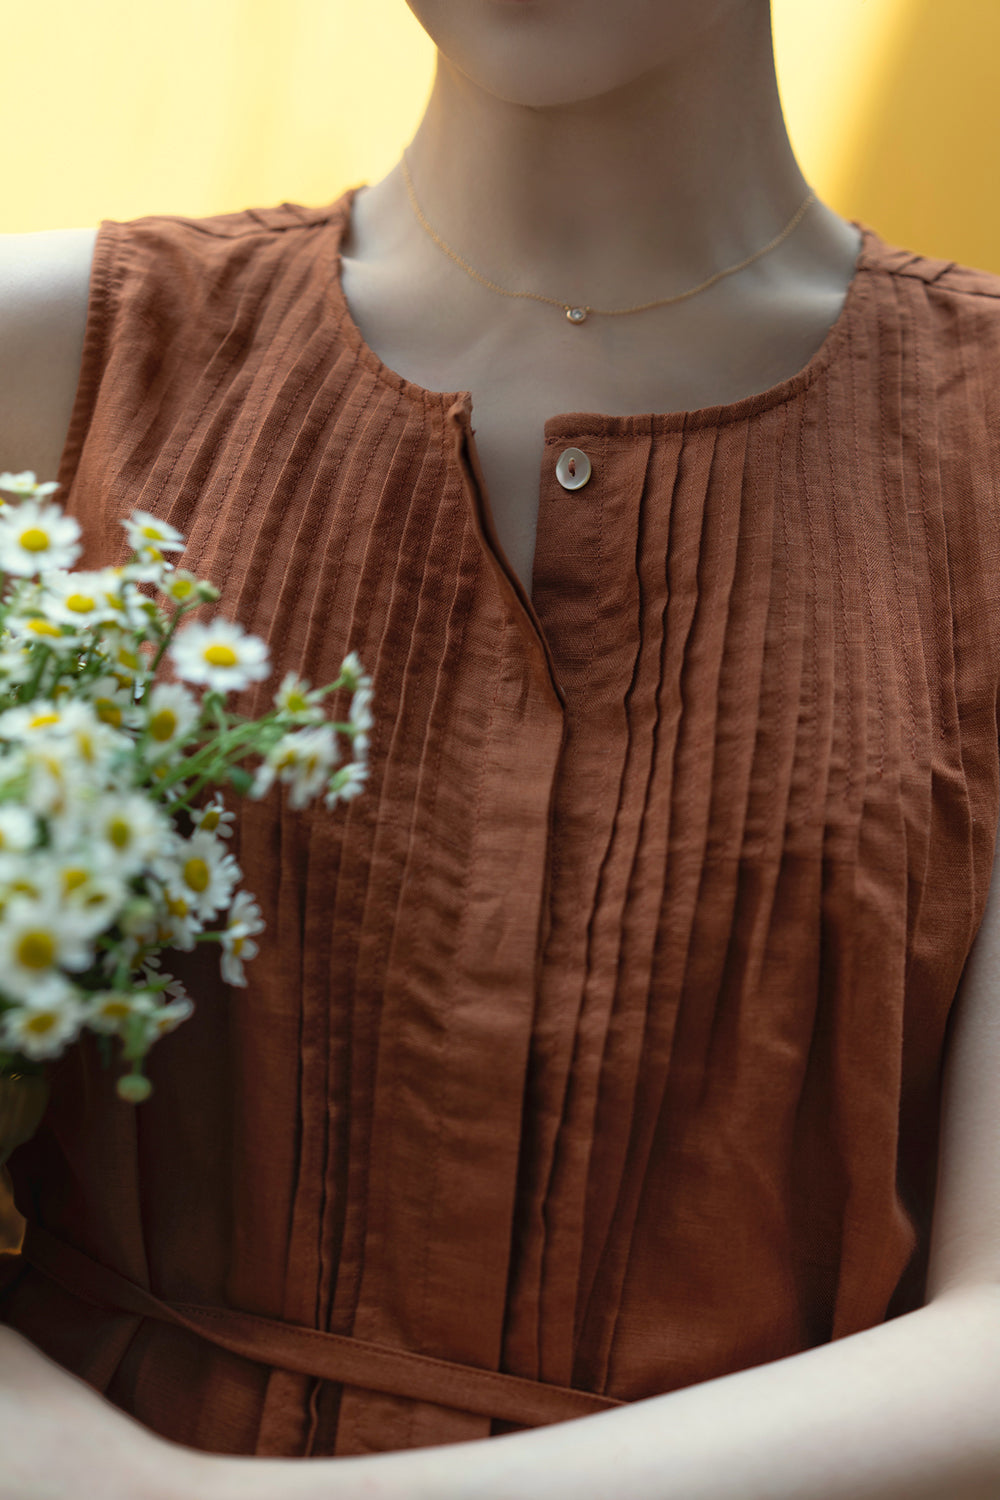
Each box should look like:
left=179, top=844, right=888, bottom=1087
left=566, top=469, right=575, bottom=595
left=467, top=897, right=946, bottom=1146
left=20, top=1224, right=623, bottom=1429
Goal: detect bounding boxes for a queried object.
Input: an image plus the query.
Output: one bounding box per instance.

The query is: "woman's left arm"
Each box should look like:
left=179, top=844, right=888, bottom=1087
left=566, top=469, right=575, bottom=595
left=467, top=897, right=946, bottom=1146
left=201, top=840, right=1000, bottom=1500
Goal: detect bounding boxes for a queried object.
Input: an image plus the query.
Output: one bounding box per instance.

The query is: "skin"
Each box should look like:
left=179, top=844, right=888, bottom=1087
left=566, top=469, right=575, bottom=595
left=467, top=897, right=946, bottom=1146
left=347, top=0, right=863, bottom=338
left=341, top=0, right=865, bottom=604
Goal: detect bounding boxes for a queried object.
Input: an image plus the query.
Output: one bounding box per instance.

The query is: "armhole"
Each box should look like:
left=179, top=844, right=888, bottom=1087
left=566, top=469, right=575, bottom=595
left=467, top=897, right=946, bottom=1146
left=54, top=218, right=124, bottom=503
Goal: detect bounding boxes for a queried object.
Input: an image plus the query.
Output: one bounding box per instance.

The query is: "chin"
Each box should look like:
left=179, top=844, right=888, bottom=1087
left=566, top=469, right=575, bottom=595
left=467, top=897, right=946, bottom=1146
left=403, top=0, right=754, bottom=112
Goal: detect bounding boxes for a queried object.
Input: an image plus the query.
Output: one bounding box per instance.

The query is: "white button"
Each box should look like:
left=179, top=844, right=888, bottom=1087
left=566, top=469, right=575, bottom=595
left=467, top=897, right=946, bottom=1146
left=555, top=447, right=592, bottom=491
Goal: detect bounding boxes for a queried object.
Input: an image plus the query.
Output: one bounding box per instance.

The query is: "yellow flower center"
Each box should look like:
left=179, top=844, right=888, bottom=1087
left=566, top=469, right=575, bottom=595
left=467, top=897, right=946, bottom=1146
left=27, top=619, right=62, bottom=638
left=204, top=644, right=238, bottom=668
left=169, top=578, right=194, bottom=600
left=140, top=525, right=164, bottom=540
left=149, top=708, right=178, bottom=741
left=25, top=1011, right=57, bottom=1035
left=232, top=935, right=245, bottom=955
left=66, top=592, right=96, bottom=613
left=30, top=713, right=60, bottom=729
left=200, top=809, right=220, bottom=830
left=183, top=857, right=210, bottom=893
left=167, top=895, right=190, bottom=918
left=107, top=816, right=132, bottom=849
left=17, top=930, right=55, bottom=969
left=18, top=527, right=50, bottom=553
left=99, top=999, right=131, bottom=1021
left=62, top=868, right=89, bottom=893
left=287, top=692, right=308, bottom=712
left=95, top=699, right=123, bottom=728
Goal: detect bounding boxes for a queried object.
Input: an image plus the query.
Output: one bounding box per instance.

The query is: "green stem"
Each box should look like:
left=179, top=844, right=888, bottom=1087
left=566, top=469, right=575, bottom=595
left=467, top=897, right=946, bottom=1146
left=21, top=643, right=54, bottom=702
left=147, top=597, right=199, bottom=678
left=151, top=714, right=285, bottom=805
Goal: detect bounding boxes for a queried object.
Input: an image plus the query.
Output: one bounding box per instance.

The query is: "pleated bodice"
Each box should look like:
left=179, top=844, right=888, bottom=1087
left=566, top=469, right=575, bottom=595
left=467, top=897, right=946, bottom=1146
left=3, top=186, right=1000, bottom=1459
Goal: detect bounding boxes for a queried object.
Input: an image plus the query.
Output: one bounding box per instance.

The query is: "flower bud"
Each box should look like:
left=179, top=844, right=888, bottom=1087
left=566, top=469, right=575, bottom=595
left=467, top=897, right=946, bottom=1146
left=119, top=896, right=157, bottom=936
left=116, top=1072, right=153, bottom=1103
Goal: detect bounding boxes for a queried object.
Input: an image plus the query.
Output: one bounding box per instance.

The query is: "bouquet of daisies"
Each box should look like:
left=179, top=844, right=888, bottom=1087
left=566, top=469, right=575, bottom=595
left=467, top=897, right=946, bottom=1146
left=0, top=470, right=372, bottom=1106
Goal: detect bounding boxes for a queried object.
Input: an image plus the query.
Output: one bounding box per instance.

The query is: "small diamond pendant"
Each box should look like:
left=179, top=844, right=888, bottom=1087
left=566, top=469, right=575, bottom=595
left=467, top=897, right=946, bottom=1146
left=566, top=306, right=588, bottom=324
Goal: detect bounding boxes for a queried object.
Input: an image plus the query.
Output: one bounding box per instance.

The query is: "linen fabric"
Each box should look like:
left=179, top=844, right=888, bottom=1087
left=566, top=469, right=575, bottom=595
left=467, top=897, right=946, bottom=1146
left=3, top=186, right=1000, bottom=1458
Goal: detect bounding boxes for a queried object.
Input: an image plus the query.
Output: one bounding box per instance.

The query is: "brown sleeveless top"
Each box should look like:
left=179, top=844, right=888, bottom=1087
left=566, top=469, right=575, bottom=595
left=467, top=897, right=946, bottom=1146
left=3, top=187, right=1000, bottom=1459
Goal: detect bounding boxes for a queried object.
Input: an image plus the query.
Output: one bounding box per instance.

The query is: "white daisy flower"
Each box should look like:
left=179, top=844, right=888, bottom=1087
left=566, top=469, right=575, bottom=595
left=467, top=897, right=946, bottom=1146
left=192, top=796, right=236, bottom=840
left=0, top=894, right=95, bottom=1002
left=273, top=671, right=326, bottom=724
left=157, top=568, right=204, bottom=607
left=139, top=955, right=192, bottom=1010
left=145, top=995, right=195, bottom=1040
left=154, top=827, right=241, bottom=922
left=249, top=723, right=339, bottom=810
left=81, top=987, right=156, bottom=1035
left=0, top=699, right=132, bottom=773
left=218, top=889, right=264, bottom=987
left=76, top=674, right=144, bottom=735
left=1, top=613, right=82, bottom=654
left=120, top=555, right=175, bottom=594
left=141, top=875, right=203, bottom=953
left=0, top=859, right=44, bottom=908
left=168, top=617, right=270, bottom=694
left=338, top=651, right=371, bottom=692
left=0, top=498, right=81, bottom=576
left=38, top=568, right=122, bottom=630
left=98, top=634, right=148, bottom=690
left=0, top=989, right=86, bottom=1060
left=324, top=759, right=370, bottom=808
left=0, top=806, right=38, bottom=855
left=0, top=699, right=73, bottom=742
left=0, top=724, right=100, bottom=823
left=80, top=790, right=175, bottom=879
left=139, top=681, right=201, bottom=761
left=87, top=566, right=157, bottom=632
left=22, top=746, right=104, bottom=826
left=0, top=471, right=60, bottom=500
left=120, top=510, right=186, bottom=557
left=43, top=854, right=129, bottom=938
left=122, top=963, right=195, bottom=1045
left=47, top=699, right=132, bottom=770
left=104, top=894, right=163, bottom=968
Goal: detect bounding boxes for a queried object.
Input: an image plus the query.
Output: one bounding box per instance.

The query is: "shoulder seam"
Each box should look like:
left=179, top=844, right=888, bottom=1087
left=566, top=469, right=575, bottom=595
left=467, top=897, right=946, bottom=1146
left=106, top=204, right=340, bottom=241
left=871, top=260, right=1000, bottom=301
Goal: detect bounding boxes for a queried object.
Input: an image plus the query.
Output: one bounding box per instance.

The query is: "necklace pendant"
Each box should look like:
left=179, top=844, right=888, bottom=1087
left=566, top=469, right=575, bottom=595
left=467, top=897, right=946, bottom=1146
left=566, top=306, right=588, bottom=324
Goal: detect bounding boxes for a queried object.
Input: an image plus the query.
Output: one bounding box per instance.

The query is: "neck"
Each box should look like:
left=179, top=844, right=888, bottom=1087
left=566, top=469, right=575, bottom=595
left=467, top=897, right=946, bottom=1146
left=363, top=4, right=831, bottom=310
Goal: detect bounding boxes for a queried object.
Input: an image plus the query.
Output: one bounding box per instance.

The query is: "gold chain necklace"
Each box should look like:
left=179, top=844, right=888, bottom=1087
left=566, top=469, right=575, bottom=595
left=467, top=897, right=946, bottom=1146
left=400, top=145, right=816, bottom=326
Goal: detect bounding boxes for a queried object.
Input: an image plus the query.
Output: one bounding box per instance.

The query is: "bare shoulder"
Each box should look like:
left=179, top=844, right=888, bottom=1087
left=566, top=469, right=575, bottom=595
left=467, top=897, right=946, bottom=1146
left=0, top=226, right=98, bottom=486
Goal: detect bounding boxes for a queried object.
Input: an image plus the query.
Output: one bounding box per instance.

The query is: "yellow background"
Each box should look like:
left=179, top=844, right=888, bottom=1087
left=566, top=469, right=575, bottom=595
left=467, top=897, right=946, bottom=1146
left=2, top=0, right=999, bottom=271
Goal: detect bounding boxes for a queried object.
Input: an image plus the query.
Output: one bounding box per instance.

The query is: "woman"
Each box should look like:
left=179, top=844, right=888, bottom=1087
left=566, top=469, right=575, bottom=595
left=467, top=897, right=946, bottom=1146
left=2, top=1, right=1000, bottom=1495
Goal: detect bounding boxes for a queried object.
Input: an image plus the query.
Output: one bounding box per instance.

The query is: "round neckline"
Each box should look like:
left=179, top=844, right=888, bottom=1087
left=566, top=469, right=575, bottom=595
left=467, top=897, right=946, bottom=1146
left=327, top=181, right=877, bottom=435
